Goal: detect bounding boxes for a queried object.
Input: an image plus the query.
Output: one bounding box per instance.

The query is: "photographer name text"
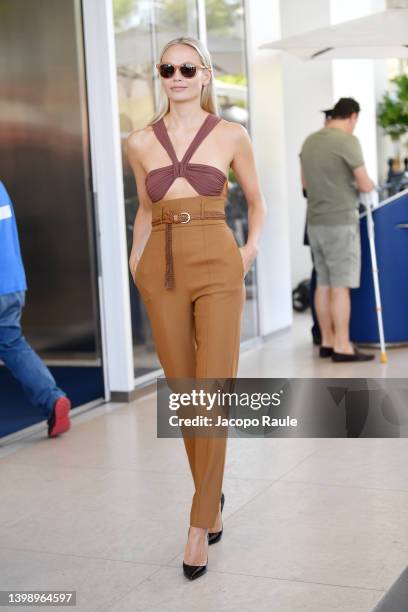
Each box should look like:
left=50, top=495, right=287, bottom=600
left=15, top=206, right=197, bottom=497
left=169, top=415, right=297, bottom=428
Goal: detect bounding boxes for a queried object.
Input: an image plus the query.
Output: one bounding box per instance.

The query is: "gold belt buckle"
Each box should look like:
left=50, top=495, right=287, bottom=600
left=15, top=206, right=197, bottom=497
left=179, top=212, right=191, bottom=223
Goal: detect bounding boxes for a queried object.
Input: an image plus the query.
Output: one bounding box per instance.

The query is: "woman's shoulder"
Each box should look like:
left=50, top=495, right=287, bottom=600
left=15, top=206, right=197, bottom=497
left=217, top=117, right=249, bottom=142
left=126, top=123, right=157, bottom=153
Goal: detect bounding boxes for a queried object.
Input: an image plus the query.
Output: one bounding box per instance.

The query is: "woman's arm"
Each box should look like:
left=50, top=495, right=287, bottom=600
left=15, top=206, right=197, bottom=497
left=230, top=123, right=268, bottom=274
left=126, top=129, right=153, bottom=283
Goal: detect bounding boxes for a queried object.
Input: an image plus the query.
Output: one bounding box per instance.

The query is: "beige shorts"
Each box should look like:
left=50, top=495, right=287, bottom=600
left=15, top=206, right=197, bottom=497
left=307, top=224, right=361, bottom=288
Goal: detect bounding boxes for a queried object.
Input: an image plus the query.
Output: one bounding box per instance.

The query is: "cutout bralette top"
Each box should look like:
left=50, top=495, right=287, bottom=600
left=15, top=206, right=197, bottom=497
left=145, top=113, right=228, bottom=203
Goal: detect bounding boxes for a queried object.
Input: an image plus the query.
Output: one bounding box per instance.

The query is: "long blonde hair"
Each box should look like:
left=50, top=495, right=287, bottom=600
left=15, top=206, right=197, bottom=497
left=147, top=36, right=219, bottom=126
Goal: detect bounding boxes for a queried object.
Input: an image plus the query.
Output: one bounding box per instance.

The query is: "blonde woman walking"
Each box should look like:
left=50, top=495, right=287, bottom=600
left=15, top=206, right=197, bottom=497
left=127, top=35, right=266, bottom=580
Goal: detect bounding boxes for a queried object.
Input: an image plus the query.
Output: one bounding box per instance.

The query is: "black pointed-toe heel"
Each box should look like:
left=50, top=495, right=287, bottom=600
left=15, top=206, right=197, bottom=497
left=208, top=491, right=225, bottom=545
left=183, top=558, right=208, bottom=580
left=183, top=527, right=208, bottom=580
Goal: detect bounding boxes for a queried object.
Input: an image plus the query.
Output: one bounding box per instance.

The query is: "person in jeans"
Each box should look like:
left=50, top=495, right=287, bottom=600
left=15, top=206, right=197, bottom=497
left=0, top=180, right=71, bottom=436
left=300, top=97, right=375, bottom=362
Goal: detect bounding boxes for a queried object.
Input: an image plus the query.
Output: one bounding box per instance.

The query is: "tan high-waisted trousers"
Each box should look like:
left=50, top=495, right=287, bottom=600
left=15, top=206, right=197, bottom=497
left=134, top=194, right=246, bottom=528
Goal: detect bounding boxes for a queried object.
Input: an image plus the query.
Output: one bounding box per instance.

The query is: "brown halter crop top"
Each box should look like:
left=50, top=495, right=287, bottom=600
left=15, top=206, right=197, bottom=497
left=145, top=113, right=228, bottom=203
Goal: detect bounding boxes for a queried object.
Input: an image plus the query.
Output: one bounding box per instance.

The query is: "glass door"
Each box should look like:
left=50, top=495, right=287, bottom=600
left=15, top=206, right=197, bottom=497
left=0, top=0, right=105, bottom=437
left=113, top=0, right=199, bottom=378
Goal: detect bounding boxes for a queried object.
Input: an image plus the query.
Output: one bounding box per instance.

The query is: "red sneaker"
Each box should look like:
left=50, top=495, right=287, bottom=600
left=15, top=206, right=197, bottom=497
left=47, top=396, right=71, bottom=437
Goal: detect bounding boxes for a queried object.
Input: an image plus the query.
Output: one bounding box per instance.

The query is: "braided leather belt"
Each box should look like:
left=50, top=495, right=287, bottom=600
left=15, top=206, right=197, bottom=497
left=151, top=210, right=226, bottom=289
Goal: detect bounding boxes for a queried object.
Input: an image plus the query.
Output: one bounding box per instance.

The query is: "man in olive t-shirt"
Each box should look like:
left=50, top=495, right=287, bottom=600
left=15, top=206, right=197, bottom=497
left=302, top=124, right=364, bottom=226
left=300, top=97, right=375, bottom=362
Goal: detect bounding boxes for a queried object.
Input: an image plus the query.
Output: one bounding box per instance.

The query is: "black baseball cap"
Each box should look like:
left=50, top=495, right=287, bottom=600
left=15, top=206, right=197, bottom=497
left=331, top=97, right=360, bottom=119
left=321, top=108, right=333, bottom=118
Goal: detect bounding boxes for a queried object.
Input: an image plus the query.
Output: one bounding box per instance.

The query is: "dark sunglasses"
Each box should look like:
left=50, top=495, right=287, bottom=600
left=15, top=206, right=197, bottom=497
left=156, top=62, right=209, bottom=79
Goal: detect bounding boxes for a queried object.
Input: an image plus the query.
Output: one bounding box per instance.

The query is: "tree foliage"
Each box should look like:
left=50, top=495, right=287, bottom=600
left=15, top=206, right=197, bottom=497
left=113, top=0, right=136, bottom=29
left=155, top=0, right=241, bottom=30
left=377, top=74, right=408, bottom=142
left=112, top=0, right=242, bottom=32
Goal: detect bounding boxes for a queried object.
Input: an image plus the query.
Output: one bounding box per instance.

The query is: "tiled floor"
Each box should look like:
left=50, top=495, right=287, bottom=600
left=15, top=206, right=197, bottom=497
left=252, top=312, right=407, bottom=379
left=1, top=314, right=407, bottom=611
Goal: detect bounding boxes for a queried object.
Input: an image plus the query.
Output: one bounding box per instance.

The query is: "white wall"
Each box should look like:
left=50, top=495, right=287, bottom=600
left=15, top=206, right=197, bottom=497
left=246, top=0, right=335, bottom=333
left=330, top=0, right=387, bottom=184
left=245, top=0, right=293, bottom=335
left=280, top=0, right=333, bottom=288
left=269, top=0, right=391, bottom=290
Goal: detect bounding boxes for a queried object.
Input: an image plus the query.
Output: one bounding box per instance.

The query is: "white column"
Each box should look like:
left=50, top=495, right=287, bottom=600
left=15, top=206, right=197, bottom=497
left=280, top=0, right=333, bottom=288
left=245, top=0, right=293, bottom=335
left=82, top=0, right=135, bottom=396
left=197, top=0, right=208, bottom=45
left=330, top=0, right=387, bottom=184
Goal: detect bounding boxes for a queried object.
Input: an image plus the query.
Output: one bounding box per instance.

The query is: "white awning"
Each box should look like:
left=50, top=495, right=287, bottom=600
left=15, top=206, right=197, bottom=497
left=259, top=8, right=408, bottom=60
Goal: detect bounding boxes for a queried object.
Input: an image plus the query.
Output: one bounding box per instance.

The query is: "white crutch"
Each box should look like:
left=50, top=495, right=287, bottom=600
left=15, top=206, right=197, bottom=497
left=360, top=190, right=388, bottom=364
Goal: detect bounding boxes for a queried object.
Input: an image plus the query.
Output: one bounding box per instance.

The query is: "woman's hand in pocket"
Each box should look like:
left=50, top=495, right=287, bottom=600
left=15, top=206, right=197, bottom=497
left=239, top=243, right=258, bottom=277
left=129, top=252, right=140, bottom=284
